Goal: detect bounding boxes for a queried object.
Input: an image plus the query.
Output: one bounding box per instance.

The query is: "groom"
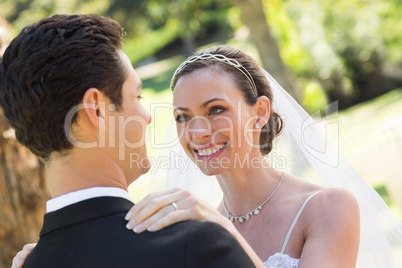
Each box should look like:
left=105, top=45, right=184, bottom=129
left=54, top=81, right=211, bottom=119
left=0, top=14, right=254, bottom=267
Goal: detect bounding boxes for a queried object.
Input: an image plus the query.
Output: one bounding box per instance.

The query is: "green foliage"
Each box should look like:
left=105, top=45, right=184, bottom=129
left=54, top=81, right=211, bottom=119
left=374, top=184, right=393, bottom=207
left=377, top=0, right=402, bottom=65
left=226, top=6, right=243, bottom=31
left=0, top=0, right=110, bottom=32
left=123, top=19, right=181, bottom=65
left=1, top=0, right=235, bottom=65
left=263, top=0, right=314, bottom=77
left=2, top=0, right=402, bottom=109
left=302, top=81, right=328, bottom=114
left=260, top=0, right=402, bottom=108
left=320, top=0, right=384, bottom=90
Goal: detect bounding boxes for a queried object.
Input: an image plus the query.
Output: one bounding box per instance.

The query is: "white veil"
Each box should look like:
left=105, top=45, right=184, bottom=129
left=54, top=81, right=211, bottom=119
left=150, top=69, right=402, bottom=267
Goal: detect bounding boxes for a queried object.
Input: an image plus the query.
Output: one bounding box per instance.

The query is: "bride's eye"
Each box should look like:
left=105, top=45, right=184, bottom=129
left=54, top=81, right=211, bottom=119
left=209, top=106, right=225, bottom=115
left=175, top=114, right=189, bottom=123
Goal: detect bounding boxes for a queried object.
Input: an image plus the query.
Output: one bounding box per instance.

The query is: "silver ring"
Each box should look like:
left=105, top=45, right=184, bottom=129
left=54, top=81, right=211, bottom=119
left=171, top=202, right=179, bottom=211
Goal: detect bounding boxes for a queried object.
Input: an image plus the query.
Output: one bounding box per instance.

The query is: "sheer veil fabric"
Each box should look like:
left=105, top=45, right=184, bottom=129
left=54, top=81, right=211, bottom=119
left=150, top=69, right=402, bottom=267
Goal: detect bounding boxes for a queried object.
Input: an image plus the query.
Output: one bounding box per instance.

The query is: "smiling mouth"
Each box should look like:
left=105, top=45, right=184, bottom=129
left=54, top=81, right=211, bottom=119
left=194, top=142, right=228, bottom=158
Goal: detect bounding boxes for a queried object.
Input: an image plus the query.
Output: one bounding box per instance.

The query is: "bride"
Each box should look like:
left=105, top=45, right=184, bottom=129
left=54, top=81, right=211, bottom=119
left=126, top=45, right=362, bottom=267
left=125, top=45, right=402, bottom=267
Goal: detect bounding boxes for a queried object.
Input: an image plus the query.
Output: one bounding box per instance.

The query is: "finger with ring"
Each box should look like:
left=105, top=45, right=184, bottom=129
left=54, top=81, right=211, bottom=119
left=171, top=202, right=179, bottom=211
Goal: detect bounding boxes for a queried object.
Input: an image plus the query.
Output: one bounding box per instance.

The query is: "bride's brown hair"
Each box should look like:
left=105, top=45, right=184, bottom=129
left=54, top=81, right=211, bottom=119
left=171, top=45, right=283, bottom=155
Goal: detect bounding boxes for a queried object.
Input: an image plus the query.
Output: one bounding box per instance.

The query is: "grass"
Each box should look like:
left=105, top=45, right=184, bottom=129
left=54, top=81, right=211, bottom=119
left=337, top=88, right=402, bottom=220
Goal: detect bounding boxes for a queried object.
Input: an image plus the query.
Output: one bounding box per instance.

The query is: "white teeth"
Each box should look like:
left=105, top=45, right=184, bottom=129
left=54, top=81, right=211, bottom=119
left=197, top=144, right=225, bottom=157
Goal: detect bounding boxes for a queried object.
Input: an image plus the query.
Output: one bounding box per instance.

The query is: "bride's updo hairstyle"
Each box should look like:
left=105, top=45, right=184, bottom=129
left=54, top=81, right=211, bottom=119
left=171, top=45, right=283, bottom=155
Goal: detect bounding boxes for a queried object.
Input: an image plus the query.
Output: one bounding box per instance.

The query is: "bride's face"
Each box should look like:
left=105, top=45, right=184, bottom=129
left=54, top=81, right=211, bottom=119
left=173, top=68, right=261, bottom=175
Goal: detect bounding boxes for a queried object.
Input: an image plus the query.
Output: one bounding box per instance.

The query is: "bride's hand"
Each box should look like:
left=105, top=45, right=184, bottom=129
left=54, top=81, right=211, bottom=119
left=125, top=188, right=233, bottom=234
left=11, top=243, right=36, bottom=268
left=125, top=188, right=265, bottom=268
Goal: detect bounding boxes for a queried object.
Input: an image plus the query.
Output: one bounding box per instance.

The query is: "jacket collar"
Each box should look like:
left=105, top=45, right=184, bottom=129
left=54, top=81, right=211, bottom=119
left=40, top=196, right=134, bottom=237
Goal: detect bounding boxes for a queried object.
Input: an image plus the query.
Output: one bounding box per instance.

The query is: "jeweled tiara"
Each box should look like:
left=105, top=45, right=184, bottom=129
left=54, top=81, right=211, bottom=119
left=170, top=53, right=258, bottom=96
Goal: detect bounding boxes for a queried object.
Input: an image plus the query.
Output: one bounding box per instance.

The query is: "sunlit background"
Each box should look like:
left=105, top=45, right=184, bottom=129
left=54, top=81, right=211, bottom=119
left=1, top=0, right=401, bottom=266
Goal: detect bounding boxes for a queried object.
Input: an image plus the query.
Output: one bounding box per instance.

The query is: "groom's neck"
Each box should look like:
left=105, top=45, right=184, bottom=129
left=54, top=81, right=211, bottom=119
left=46, top=148, right=130, bottom=198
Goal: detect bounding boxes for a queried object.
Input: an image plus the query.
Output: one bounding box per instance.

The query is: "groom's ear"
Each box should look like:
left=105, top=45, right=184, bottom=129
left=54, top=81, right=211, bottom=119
left=80, top=88, right=106, bottom=130
left=255, top=96, right=270, bottom=126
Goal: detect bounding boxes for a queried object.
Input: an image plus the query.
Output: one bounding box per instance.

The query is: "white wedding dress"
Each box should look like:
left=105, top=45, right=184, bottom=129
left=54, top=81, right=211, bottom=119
left=264, top=254, right=299, bottom=268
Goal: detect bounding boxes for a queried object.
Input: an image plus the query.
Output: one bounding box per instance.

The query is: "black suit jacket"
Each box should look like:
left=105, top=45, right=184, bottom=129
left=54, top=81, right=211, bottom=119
left=23, top=197, right=255, bottom=268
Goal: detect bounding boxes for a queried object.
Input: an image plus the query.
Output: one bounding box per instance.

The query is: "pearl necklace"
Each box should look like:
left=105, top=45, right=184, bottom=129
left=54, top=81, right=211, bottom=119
left=223, top=172, right=284, bottom=223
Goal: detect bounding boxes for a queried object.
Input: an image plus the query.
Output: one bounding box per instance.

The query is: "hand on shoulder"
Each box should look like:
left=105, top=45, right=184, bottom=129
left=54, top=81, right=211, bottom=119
left=124, top=188, right=265, bottom=267
left=125, top=188, right=234, bottom=233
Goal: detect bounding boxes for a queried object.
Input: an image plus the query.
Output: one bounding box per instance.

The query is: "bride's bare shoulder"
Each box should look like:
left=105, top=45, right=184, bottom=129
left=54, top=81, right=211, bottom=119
left=301, top=187, right=360, bottom=264
left=277, top=174, right=360, bottom=264
left=302, top=187, right=360, bottom=233
left=307, top=187, right=358, bottom=212
left=283, top=174, right=359, bottom=223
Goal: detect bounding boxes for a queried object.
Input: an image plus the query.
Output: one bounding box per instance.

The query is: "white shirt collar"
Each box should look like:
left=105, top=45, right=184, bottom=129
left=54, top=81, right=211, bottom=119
left=46, top=187, right=134, bottom=213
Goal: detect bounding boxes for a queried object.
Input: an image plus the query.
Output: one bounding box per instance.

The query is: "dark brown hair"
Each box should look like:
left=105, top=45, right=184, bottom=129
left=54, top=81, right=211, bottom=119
left=0, top=14, right=126, bottom=160
left=171, top=45, right=283, bottom=155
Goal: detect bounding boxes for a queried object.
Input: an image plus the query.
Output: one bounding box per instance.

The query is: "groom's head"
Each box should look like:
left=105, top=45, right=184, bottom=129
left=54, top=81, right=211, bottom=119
left=0, top=14, right=151, bottom=179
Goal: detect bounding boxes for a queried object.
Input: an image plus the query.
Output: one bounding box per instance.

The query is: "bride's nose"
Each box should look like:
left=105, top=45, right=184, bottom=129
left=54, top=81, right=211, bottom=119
left=187, top=117, right=212, bottom=141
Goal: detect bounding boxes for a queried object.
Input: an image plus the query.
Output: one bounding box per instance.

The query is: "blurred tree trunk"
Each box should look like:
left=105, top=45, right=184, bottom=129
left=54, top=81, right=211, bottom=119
left=177, top=1, right=197, bottom=55
left=233, top=0, right=302, bottom=102
left=0, top=16, right=50, bottom=268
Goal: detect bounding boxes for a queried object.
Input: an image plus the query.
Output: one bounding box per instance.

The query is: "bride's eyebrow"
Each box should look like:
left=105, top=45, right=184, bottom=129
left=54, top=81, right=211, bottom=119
left=174, top=98, right=225, bottom=112
left=174, top=107, right=188, bottom=112
left=201, top=98, right=225, bottom=108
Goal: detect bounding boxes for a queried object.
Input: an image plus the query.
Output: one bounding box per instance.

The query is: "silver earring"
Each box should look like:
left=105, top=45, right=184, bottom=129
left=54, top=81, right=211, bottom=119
left=255, top=123, right=261, bottom=129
